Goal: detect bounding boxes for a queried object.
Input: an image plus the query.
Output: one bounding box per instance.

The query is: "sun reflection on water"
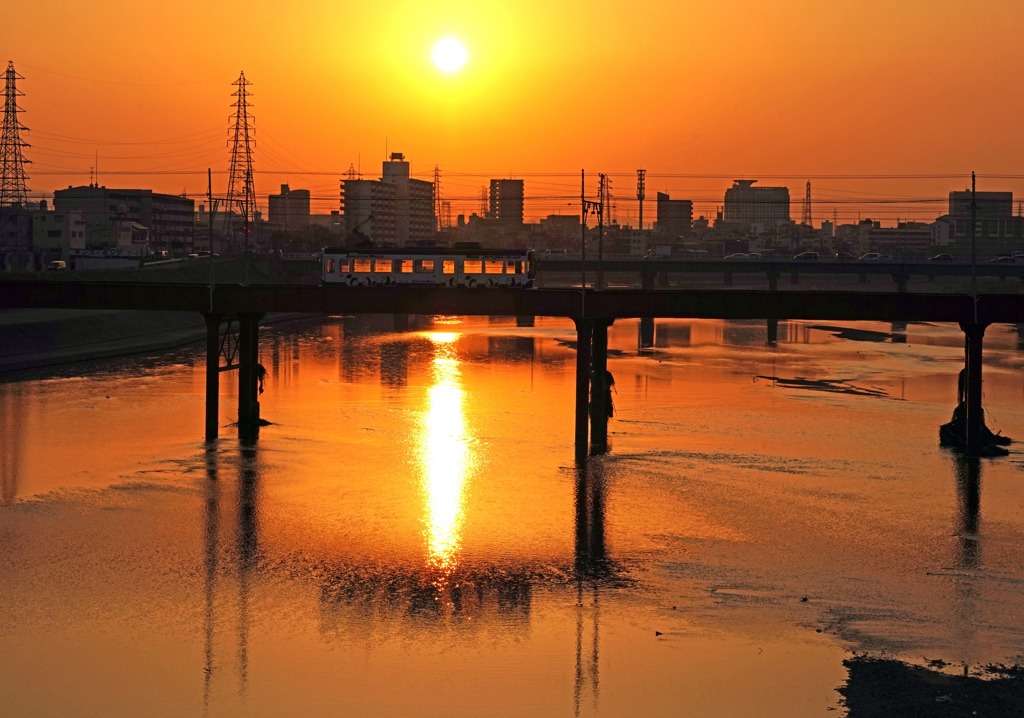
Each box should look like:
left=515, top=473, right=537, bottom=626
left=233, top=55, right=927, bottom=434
left=418, top=332, right=475, bottom=574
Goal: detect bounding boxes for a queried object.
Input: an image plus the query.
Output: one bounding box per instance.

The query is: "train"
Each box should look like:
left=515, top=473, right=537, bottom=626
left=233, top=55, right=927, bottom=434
left=321, top=246, right=536, bottom=288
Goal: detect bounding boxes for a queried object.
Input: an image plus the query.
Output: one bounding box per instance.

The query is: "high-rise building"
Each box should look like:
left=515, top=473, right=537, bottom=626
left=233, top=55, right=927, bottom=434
left=268, top=184, right=311, bottom=228
left=488, top=179, right=524, bottom=225
left=341, top=153, right=434, bottom=246
left=723, top=180, right=790, bottom=226
left=655, top=192, right=693, bottom=240
left=938, top=189, right=1020, bottom=249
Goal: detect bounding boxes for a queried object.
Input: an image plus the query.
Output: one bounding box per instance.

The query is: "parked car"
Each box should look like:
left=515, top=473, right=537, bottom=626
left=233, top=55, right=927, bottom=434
left=793, top=251, right=820, bottom=260
left=990, top=255, right=1014, bottom=263
left=724, top=253, right=748, bottom=260
left=834, top=252, right=855, bottom=260
left=45, top=260, right=67, bottom=271
left=929, top=254, right=954, bottom=261
left=858, top=253, right=892, bottom=260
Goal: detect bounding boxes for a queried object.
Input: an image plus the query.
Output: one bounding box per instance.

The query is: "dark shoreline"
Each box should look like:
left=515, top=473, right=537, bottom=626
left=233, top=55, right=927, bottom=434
left=840, top=655, right=1024, bottom=717
left=0, top=308, right=316, bottom=375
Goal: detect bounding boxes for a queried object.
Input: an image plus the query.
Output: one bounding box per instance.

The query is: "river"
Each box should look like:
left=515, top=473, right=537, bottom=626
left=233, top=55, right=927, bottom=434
left=2, top=314, right=1023, bottom=717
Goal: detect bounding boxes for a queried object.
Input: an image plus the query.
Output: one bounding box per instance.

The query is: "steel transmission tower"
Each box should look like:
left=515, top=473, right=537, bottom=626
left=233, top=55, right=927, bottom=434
left=0, top=61, right=30, bottom=207
left=636, top=169, right=646, bottom=230
left=801, top=181, right=812, bottom=227
left=433, top=165, right=443, bottom=231
left=226, top=71, right=257, bottom=246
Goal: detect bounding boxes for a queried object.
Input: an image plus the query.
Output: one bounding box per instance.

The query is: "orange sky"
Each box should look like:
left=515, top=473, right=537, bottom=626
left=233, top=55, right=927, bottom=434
left=4, top=0, right=1024, bottom=223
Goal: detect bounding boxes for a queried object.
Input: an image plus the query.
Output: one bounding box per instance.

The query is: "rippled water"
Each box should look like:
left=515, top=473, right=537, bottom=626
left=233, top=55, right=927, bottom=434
left=2, top=314, right=1024, bottom=717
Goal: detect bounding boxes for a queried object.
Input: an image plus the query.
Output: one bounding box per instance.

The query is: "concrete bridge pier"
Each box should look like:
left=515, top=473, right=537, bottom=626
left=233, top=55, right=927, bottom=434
left=959, top=322, right=988, bottom=455
left=638, top=317, right=655, bottom=348
left=893, top=271, right=910, bottom=293
left=766, top=317, right=778, bottom=345
left=573, top=318, right=593, bottom=462
left=571, top=317, right=614, bottom=459
left=237, top=312, right=264, bottom=441
left=589, top=321, right=612, bottom=455
left=639, top=269, right=655, bottom=349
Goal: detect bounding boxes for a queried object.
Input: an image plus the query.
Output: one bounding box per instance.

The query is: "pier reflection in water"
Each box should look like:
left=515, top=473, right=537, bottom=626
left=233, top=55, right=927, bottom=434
left=4, top=316, right=1024, bottom=716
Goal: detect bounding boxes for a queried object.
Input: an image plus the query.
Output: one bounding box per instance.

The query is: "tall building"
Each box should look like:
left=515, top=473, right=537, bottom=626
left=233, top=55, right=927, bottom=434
left=937, top=189, right=1021, bottom=252
left=488, top=179, right=524, bottom=225
left=723, top=180, right=790, bottom=226
left=341, top=153, right=434, bottom=246
left=268, top=184, right=311, bottom=228
left=655, top=192, right=693, bottom=241
left=53, top=186, right=194, bottom=252
left=340, top=179, right=396, bottom=245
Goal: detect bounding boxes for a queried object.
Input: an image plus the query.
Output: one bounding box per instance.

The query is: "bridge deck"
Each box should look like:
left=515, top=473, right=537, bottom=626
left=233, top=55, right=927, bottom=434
left=2, top=280, right=1024, bottom=324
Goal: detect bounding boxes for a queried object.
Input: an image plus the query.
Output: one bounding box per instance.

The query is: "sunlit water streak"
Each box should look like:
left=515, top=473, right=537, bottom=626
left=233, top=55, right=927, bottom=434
left=418, top=331, right=474, bottom=575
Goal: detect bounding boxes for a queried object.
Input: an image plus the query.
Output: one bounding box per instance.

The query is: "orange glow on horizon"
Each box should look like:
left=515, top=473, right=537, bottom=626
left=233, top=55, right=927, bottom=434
left=4, top=2, right=1024, bottom=222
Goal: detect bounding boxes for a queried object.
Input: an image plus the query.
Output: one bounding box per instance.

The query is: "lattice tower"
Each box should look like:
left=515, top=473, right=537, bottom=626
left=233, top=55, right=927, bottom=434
left=226, top=71, right=257, bottom=235
left=801, top=181, right=812, bottom=226
left=0, top=61, right=30, bottom=207
left=636, top=169, right=646, bottom=230
left=433, top=165, right=443, bottom=231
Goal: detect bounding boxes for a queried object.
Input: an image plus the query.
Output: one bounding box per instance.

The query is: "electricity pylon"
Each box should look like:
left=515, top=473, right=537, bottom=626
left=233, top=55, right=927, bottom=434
left=226, top=71, right=257, bottom=248
left=0, top=61, right=30, bottom=207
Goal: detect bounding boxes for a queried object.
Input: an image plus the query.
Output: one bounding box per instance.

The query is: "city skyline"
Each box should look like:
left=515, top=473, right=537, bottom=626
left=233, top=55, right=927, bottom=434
left=3, top=1, right=1024, bottom=223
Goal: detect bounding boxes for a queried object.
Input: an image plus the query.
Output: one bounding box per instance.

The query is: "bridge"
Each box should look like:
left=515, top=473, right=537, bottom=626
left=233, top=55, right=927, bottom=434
left=3, top=277, right=1023, bottom=458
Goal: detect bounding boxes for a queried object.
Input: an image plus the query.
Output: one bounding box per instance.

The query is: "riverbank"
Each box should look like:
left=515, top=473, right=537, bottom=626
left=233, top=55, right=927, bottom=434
left=0, top=308, right=315, bottom=374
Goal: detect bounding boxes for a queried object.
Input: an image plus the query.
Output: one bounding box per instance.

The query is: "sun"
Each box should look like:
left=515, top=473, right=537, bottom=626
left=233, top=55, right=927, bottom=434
left=432, top=37, right=468, bottom=74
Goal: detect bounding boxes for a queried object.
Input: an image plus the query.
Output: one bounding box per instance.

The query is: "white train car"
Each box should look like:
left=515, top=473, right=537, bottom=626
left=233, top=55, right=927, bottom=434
left=321, top=246, right=536, bottom=288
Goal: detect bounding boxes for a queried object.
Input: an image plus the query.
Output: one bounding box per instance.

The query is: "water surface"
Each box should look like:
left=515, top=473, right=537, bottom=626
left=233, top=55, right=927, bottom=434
left=3, top=315, right=1024, bottom=717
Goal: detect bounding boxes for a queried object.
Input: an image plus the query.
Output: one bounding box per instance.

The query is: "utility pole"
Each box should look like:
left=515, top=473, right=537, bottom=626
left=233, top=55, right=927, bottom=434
left=597, top=173, right=607, bottom=290
left=970, top=171, right=977, bottom=299
left=0, top=61, right=30, bottom=208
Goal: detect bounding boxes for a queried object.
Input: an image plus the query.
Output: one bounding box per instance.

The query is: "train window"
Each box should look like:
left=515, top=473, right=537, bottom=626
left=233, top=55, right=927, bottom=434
left=506, top=261, right=516, bottom=273
left=374, top=259, right=392, bottom=273
left=353, top=258, right=372, bottom=273
left=515, top=261, right=524, bottom=274
left=414, top=259, right=435, bottom=273
left=485, top=261, right=504, bottom=274
left=442, top=260, right=455, bottom=274
left=464, top=260, right=483, bottom=274
left=326, top=258, right=335, bottom=274
left=338, top=258, right=350, bottom=273
left=400, top=259, right=414, bottom=273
